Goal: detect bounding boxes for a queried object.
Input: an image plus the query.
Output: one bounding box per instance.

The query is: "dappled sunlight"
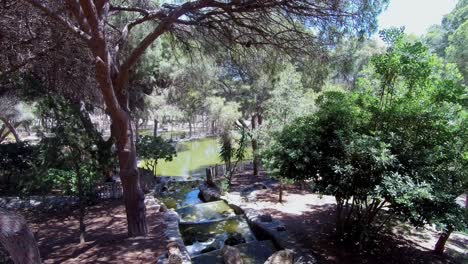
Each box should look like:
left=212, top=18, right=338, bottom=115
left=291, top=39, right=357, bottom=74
left=24, top=201, right=167, bottom=264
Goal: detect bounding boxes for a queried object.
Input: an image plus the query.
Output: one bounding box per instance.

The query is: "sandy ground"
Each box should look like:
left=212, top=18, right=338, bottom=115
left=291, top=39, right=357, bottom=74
left=22, top=200, right=167, bottom=264
left=230, top=171, right=468, bottom=264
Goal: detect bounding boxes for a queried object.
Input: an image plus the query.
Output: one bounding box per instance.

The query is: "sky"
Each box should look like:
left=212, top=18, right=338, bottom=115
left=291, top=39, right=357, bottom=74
left=378, top=0, right=458, bottom=36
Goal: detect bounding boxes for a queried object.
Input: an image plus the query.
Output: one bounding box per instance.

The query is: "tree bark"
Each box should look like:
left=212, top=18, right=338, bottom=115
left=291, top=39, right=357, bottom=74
left=74, top=162, right=86, bottom=245
left=188, top=120, right=192, bottom=138
left=113, top=114, right=148, bottom=236
left=251, top=115, right=259, bottom=177
left=434, top=226, right=453, bottom=255
left=0, top=209, right=41, bottom=264
left=278, top=182, right=283, bottom=203
left=0, top=117, right=21, bottom=142
left=153, top=119, right=158, bottom=137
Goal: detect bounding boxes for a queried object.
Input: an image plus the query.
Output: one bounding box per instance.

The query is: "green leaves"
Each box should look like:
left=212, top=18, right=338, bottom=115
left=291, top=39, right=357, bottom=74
left=137, top=135, right=176, bottom=174
left=264, top=35, right=467, bottom=239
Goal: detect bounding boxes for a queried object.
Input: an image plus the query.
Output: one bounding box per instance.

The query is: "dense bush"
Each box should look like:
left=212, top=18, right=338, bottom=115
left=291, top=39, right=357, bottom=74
left=0, top=142, right=39, bottom=193
left=264, top=32, right=467, bottom=249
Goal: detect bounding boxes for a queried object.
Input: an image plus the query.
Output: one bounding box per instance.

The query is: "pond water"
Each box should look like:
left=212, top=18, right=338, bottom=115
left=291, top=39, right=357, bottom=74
left=140, top=136, right=252, bottom=179
left=154, top=137, right=222, bottom=178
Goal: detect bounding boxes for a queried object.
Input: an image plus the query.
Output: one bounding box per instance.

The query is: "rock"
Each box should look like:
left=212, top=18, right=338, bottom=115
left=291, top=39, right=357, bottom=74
left=198, top=184, right=221, bottom=202
left=259, top=214, right=273, bottom=222
left=159, top=204, right=168, bottom=212
left=224, top=233, right=246, bottom=246
left=221, top=245, right=243, bottom=264
left=167, top=254, right=183, bottom=264
left=167, top=242, right=183, bottom=264
left=264, top=249, right=294, bottom=264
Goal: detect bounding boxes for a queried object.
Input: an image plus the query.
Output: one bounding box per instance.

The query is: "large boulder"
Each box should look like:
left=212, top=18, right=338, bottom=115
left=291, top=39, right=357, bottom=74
left=198, top=184, right=221, bottom=202
left=264, top=249, right=294, bottom=264
left=221, top=245, right=243, bottom=264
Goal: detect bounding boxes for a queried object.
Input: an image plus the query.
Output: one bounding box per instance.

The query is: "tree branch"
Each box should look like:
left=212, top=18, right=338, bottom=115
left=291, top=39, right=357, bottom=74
left=22, top=0, right=91, bottom=41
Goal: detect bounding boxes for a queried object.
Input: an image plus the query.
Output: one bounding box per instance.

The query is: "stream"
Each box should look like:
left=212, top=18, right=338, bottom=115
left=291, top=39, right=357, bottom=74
left=156, top=181, right=277, bottom=263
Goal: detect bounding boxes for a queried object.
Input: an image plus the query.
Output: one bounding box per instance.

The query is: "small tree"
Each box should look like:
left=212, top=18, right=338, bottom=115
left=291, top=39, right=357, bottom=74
left=36, top=96, right=110, bottom=244
left=137, top=135, right=176, bottom=175
left=219, top=128, right=248, bottom=188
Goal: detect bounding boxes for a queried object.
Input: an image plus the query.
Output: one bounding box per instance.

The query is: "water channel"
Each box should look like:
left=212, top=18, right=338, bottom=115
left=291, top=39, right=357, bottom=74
left=145, top=137, right=276, bottom=262
left=157, top=184, right=277, bottom=263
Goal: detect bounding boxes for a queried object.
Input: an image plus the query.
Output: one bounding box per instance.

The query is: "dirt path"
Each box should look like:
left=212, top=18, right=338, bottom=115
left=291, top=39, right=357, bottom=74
left=230, top=171, right=467, bottom=264
left=21, top=200, right=167, bottom=264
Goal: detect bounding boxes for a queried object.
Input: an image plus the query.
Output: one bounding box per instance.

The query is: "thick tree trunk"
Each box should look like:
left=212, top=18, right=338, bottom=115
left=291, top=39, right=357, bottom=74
left=251, top=115, right=259, bottom=177
left=153, top=119, right=158, bottom=137
left=0, top=209, right=41, bottom=264
left=0, top=117, right=21, bottom=142
left=113, top=114, right=148, bottom=236
left=434, top=226, right=453, bottom=255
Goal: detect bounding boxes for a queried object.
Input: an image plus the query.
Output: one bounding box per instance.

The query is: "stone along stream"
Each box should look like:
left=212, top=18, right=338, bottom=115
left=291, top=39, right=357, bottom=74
left=157, top=181, right=277, bottom=264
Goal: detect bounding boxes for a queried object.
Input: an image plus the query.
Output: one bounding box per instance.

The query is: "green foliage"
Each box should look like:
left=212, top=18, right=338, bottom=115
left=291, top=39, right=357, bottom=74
left=137, top=135, right=177, bottom=174
left=0, top=142, right=39, bottom=193
left=219, top=128, right=248, bottom=186
left=423, top=0, right=468, bottom=85
left=27, top=96, right=113, bottom=199
left=264, top=35, right=467, bottom=244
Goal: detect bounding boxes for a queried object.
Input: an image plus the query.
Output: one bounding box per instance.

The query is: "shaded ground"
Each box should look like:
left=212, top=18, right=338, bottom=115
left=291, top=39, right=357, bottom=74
left=230, top=170, right=467, bottom=264
left=20, top=200, right=167, bottom=264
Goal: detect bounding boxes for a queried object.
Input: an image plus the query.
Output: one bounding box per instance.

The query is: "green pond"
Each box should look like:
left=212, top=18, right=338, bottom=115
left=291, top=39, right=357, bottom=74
left=141, top=137, right=222, bottom=178
left=140, top=137, right=252, bottom=178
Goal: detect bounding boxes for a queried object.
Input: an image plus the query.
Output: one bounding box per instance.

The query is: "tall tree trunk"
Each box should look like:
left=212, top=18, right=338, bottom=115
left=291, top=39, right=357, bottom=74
left=0, top=209, right=41, bottom=264
left=112, top=114, right=148, bottom=236
left=434, top=226, right=453, bottom=255
left=278, top=182, right=283, bottom=203
left=188, top=120, right=192, bottom=138
left=74, top=162, right=86, bottom=245
left=251, top=115, right=259, bottom=177
left=153, top=119, right=158, bottom=137
left=0, top=117, right=20, bottom=142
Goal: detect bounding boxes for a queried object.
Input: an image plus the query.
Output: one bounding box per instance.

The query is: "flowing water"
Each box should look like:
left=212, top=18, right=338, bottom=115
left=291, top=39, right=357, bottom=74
left=151, top=137, right=275, bottom=262
left=157, top=183, right=259, bottom=257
